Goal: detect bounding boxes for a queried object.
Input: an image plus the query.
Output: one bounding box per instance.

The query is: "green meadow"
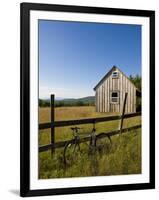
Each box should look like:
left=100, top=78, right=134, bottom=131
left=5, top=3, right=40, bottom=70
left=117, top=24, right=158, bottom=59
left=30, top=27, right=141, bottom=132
left=39, top=106, right=141, bottom=179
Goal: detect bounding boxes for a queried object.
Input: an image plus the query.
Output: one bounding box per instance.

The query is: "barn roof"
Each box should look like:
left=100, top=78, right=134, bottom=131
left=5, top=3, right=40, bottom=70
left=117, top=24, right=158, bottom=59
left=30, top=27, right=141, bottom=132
left=93, top=65, right=141, bottom=93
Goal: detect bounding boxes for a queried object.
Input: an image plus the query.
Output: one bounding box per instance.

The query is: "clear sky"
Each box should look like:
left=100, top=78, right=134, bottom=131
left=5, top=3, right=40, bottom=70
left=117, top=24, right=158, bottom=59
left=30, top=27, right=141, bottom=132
left=39, top=20, right=141, bottom=99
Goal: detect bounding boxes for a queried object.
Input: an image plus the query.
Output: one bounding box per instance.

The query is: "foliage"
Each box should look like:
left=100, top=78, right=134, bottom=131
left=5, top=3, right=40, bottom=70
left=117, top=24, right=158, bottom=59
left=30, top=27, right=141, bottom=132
left=129, top=74, right=142, bottom=111
left=39, top=99, right=50, bottom=107
left=129, top=74, right=141, bottom=91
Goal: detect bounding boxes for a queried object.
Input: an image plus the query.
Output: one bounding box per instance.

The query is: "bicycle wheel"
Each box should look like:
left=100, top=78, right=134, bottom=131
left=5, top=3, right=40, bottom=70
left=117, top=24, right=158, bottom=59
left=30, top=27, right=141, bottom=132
left=95, top=134, right=112, bottom=154
left=63, top=140, right=81, bottom=166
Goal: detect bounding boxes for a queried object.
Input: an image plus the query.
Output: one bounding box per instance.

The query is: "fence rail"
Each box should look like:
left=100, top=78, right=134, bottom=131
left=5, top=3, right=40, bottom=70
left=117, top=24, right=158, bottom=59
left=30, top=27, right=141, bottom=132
left=39, top=112, right=141, bottom=130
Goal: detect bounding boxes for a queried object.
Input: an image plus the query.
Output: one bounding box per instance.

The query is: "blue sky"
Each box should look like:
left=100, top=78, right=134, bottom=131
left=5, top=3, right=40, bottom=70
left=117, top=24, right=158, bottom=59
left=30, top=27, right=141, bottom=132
left=39, top=20, right=141, bottom=99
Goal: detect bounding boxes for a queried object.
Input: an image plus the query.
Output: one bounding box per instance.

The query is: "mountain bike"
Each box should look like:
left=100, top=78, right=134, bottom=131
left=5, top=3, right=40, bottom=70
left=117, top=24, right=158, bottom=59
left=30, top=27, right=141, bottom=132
left=63, top=126, right=112, bottom=166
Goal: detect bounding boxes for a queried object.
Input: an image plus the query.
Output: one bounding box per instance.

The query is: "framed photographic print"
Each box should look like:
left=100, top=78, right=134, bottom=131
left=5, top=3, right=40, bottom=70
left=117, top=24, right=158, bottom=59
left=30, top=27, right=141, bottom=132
left=20, top=2, right=155, bottom=197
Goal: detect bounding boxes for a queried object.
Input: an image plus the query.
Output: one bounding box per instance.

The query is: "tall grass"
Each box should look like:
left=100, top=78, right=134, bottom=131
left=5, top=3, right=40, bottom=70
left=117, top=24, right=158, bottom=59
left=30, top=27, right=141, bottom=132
left=39, top=106, right=141, bottom=179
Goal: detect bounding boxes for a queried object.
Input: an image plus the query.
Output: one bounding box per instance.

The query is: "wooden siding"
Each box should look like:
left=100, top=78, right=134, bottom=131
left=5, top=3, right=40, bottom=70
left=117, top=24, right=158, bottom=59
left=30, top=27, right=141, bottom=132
left=95, top=68, right=136, bottom=113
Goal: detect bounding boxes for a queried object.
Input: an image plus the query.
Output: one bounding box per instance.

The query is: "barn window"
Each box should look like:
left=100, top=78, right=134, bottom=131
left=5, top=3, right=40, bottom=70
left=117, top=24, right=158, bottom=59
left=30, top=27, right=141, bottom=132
left=112, top=71, right=118, bottom=78
left=111, top=91, right=119, bottom=103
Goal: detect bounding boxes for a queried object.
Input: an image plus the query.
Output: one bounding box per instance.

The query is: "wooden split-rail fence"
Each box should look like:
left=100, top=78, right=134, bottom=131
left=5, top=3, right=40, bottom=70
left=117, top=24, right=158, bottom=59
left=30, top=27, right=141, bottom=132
left=39, top=93, right=141, bottom=155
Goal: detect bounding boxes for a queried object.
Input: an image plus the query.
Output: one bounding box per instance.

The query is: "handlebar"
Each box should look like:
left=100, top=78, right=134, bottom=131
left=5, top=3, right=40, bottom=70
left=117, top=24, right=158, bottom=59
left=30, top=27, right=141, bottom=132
left=71, top=127, right=82, bottom=131
left=71, top=127, right=95, bottom=132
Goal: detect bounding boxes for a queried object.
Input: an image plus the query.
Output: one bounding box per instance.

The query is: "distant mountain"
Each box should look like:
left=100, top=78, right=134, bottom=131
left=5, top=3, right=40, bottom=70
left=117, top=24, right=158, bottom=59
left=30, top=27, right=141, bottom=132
left=41, top=97, right=64, bottom=102
left=57, top=96, right=95, bottom=103
left=78, top=96, right=95, bottom=102
left=55, top=97, right=64, bottom=100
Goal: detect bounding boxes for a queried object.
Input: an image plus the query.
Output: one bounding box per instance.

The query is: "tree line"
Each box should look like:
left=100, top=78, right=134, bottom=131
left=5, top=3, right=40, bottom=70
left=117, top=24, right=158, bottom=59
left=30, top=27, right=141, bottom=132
left=129, top=74, right=142, bottom=112
left=129, top=74, right=141, bottom=91
left=39, top=99, right=95, bottom=107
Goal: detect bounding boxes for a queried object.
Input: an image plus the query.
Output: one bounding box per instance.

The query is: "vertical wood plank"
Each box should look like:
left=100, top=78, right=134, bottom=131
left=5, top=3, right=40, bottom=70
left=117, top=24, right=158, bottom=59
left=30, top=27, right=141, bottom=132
left=95, top=91, right=96, bottom=111
left=118, top=72, right=120, bottom=112
left=128, top=81, right=131, bottom=113
left=120, top=92, right=128, bottom=134
left=104, top=83, right=105, bottom=112
left=125, top=76, right=128, bottom=113
left=104, top=80, right=106, bottom=112
left=100, top=86, right=102, bottom=112
left=108, top=77, right=110, bottom=112
left=110, top=75, right=112, bottom=112
left=96, top=91, right=98, bottom=112
left=131, top=84, right=134, bottom=112
left=101, top=85, right=102, bottom=112
left=97, top=88, right=99, bottom=112
left=96, top=89, right=98, bottom=112
left=120, top=73, right=123, bottom=113
left=102, top=83, right=105, bottom=112
left=99, top=86, right=102, bottom=112
left=122, top=76, right=124, bottom=112
left=134, top=87, right=136, bottom=112
left=127, top=80, right=129, bottom=113
left=97, top=89, right=99, bottom=112
left=98, top=87, right=100, bottom=112
left=130, top=82, right=132, bottom=112
left=102, top=84, right=103, bottom=112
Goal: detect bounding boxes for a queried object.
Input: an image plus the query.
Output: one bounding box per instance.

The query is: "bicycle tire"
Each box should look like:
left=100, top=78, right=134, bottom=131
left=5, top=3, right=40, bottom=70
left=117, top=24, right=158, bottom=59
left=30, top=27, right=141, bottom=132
left=95, top=134, right=112, bottom=154
left=63, top=140, right=81, bottom=166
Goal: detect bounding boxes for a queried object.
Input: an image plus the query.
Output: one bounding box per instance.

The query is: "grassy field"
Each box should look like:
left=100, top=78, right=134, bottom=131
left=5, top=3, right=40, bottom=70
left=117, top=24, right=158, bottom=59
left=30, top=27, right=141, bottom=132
left=39, top=106, right=141, bottom=179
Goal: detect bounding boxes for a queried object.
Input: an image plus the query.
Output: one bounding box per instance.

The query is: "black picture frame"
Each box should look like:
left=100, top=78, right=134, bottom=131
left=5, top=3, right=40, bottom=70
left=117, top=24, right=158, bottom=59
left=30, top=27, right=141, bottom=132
left=20, top=2, right=155, bottom=197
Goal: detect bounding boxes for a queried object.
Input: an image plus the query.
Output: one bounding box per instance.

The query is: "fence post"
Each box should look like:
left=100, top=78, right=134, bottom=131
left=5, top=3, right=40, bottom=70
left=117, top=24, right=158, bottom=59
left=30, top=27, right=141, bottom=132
left=120, top=92, right=128, bottom=134
left=51, top=94, right=55, bottom=155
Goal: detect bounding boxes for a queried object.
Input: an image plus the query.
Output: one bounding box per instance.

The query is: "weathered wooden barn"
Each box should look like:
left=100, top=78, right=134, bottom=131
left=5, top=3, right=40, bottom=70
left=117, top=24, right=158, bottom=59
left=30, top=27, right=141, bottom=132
left=94, top=66, right=140, bottom=113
